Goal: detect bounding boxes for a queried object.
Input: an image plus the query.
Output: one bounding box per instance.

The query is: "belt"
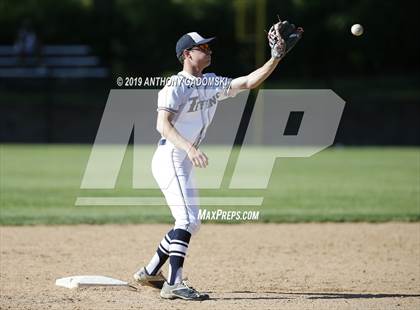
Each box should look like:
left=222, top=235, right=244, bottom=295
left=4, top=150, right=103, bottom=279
left=158, top=138, right=166, bottom=146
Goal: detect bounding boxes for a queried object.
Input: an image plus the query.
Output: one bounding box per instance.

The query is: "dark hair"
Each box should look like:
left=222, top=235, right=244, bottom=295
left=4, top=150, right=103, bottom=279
left=178, top=53, right=185, bottom=64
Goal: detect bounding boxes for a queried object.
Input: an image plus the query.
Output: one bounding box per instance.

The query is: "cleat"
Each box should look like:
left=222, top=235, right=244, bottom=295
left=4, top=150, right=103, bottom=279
left=160, top=281, right=209, bottom=301
left=133, top=267, right=166, bottom=289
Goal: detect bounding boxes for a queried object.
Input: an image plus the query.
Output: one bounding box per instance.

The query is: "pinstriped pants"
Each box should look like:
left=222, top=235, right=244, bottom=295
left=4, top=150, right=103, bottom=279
left=151, top=143, right=201, bottom=235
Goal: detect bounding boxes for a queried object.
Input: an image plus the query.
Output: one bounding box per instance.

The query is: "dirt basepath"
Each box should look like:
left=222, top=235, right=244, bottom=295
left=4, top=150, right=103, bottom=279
left=1, top=223, right=419, bottom=309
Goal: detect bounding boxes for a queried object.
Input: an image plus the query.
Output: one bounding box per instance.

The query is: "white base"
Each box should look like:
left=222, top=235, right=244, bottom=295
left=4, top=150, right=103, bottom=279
left=56, top=275, right=128, bottom=289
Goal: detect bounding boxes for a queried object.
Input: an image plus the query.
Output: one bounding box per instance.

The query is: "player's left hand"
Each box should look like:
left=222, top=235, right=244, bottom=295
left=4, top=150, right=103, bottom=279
left=268, top=17, right=304, bottom=59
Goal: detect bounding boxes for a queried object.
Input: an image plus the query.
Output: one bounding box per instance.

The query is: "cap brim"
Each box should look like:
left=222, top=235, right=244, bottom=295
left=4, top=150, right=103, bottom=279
left=194, top=36, right=216, bottom=45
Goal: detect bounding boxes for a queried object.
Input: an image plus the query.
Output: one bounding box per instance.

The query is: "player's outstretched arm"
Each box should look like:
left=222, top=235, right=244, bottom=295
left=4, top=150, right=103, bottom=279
left=229, top=18, right=303, bottom=92
left=156, top=110, right=208, bottom=168
left=230, top=57, right=280, bottom=90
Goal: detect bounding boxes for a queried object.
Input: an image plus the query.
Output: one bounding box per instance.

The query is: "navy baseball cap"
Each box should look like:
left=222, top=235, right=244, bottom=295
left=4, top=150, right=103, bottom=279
left=176, top=32, right=215, bottom=58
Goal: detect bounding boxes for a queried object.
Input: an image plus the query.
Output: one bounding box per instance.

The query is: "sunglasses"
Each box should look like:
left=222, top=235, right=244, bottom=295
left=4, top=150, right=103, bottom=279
left=187, top=43, right=211, bottom=53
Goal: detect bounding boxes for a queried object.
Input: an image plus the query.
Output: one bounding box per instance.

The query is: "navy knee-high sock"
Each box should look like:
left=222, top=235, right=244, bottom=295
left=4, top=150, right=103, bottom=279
left=168, top=229, right=191, bottom=285
left=145, top=229, right=175, bottom=275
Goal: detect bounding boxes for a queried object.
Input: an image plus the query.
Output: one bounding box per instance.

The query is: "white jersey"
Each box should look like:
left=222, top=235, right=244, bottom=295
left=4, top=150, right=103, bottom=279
left=157, top=70, right=237, bottom=146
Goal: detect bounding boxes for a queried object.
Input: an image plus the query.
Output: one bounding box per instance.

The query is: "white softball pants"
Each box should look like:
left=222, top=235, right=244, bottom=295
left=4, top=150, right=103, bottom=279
left=151, top=142, right=201, bottom=235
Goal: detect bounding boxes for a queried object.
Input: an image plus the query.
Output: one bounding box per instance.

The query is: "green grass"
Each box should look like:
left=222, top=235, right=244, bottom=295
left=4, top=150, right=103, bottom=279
left=0, top=144, right=419, bottom=225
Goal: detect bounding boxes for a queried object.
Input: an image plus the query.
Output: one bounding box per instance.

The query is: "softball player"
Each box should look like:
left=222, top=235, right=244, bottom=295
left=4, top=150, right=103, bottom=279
left=133, top=19, right=303, bottom=300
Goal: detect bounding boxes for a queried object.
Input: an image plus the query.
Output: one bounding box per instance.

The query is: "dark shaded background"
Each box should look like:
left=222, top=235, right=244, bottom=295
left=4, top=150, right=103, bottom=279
left=0, top=0, right=419, bottom=144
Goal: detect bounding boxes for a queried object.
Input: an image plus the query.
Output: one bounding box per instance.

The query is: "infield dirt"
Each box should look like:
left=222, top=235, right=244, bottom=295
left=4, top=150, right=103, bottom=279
left=1, top=223, right=419, bottom=309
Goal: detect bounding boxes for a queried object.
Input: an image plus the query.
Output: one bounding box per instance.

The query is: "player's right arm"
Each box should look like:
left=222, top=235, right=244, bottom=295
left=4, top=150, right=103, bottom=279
left=156, top=110, right=208, bottom=168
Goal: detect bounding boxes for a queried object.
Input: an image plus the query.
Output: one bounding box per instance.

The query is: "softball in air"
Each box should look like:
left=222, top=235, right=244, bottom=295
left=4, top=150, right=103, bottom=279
left=351, top=24, right=364, bottom=36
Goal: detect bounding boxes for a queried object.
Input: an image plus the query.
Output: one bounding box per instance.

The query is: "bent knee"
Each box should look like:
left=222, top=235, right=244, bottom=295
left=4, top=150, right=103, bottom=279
left=174, top=218, right=200, bottom=236
left=188, top=219, right=201, bottom=235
